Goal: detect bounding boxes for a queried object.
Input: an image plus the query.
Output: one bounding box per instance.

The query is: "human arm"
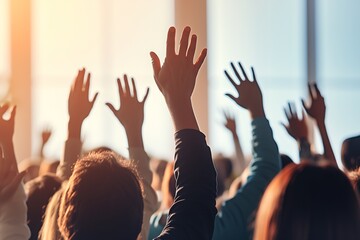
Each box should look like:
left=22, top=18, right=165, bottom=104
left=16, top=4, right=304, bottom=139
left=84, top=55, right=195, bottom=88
left=0, top=104, right=30, bottom=240
left=302, top=83, right=337, bottom=166
left=57, top=69, right=98, bottom=180
left=281, top=102, right=313, bottom=162
left=150, top=26, right=217, bottom=240
left=223, top=111, right=246, bottom=175
left=212, top=62, right=281, bottom=240
left=106, top=75, right=157, bottom=239
left=39, top=128, right=52, bottom=159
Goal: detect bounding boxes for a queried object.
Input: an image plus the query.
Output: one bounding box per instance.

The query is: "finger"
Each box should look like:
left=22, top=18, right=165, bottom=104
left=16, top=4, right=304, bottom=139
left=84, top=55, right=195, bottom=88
left=301, top=109, right=306, bottom=120
left=280, top=122, right=289, bottom=131
left=166, top=27, right=176, bottom=58
left=85, top=73, right=91, bottom=92
left=0, top=103, right=10, bottom=116
left=308, top=83, right=315, bottom=100
left=90, top=92, right=99, bottom=106
left=287, top=102, right=294, bottom=117
left=105, top=103, right=117, bottom=115
left=117, top=78, right=124, bottom=99
left=301, top=99, right=309, bottom=112
left=150, top=52, right=161, bottom=80
left=225, top=70, right=237, bottom=87
left=179, top=26, right=191, bottom=56
left=238, top=62, right=249, bottom=80
left=74, top=69, right=85, bottom=92
left=186, top=35, right=197, bottom=62
left=230, top=62, right=243, bottom=81
left=142, top=88, right=150, bottom=103
left=225, top=93, right=237, bottom=103
left=284, top=107, right=291, bottom=120
left=131, top=78, right=138, bottom=99
left=314, top=83, right=322, bottom=97
left=251, top=67, right=257, bottom=82
left=290, top=102, right=297, bottom=118
left=10, top=106, right=16, bottom=124
left=194, top=48, right=207, bottom=73
left=123, top=75, right=131, bottom=96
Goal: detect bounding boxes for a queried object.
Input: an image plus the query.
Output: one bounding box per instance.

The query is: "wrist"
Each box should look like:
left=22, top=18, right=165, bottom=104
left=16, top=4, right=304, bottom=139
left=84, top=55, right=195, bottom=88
left=68, top=118, right=82, bottom=139
left=125, top=128, right=144, bottom=148
left=166, top=99, right=199, bottom=131
left=249, top=106, right=265, bottom=119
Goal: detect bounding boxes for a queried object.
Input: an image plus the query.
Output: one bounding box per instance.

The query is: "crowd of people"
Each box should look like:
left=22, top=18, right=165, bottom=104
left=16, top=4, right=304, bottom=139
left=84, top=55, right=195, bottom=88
left=0, top=26, right=359, bottom=240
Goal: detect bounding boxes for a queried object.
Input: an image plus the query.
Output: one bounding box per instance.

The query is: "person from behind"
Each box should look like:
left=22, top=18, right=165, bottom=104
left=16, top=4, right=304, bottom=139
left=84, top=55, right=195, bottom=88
left=342, top=135, right=360, bottom=171
left=25, top=173, right=62, bottom=240
left=254, top=163, right=360, bottom=240
left=0, top=104, right=30, bottom=239
left=150, top=26, right=217, bottom=239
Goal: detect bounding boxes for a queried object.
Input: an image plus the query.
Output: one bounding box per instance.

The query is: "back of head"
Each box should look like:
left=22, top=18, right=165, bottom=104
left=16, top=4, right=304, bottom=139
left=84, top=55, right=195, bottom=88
left=214, top=155, right=233, bottom=196
left=150, top=158, right=168, bottom=191
left=255, top=163, right=360, bottom=240
left=26, top=173, right=62, bottom=240
left=348, top=167, right=360, bottom=197
left=58, top=151, right=144, bottom=240
left=280, top=154, right=294, bottom=169
left=342, top=135, right=360, bottom=171
left=159, top=162, right=176, bottom=210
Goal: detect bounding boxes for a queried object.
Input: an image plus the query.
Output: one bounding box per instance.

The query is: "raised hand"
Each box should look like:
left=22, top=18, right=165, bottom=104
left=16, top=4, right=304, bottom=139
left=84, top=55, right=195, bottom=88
left=150, top=27, right=207, bottom=131
left=0, top=104, right=16, bottom=142
left=0, top=104, right=25, bottom=202
left=40, top=127, right=52, bottom=159
left=281, top=102, right=308, bottom=141
left=0, top=147, right=26, bottom=202
left=225, top=62, right=264, bottom=119
left=223, top=110, right=237, bottom=135
left=67, top=68, right=98, bottom=138
left=41, top=127, right=52, bottom=145
left=302, top=83, right=325, bottom=123
left=106, top=75, right=149, bottom=133
left=302, top=83, right=337, bottom=166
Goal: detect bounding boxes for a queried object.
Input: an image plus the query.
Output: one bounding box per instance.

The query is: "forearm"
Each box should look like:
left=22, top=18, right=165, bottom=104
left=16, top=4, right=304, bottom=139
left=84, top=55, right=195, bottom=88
left=298, top=138, right=313, bottom=162
left=57, top=119, right=83, bottom=180
left=157, top=129, right=217, bottom=239
left=167, top=99, right=199, bottom=132
left=1, top=140, right=18, bottom=171
left=213, top=117, right=280, bottom=240
left=317, top=121, right=337, bottom=166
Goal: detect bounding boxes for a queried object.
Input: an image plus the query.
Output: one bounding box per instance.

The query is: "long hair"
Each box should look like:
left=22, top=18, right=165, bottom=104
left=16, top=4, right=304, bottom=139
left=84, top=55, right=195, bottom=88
left=254, top=163, right=360, bottom=240
left=58, top=151, right=144, bottom=240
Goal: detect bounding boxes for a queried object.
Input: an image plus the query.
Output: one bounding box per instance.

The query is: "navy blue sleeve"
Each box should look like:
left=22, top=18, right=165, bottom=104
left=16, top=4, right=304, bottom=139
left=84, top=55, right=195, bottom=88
left=155, top=129, right=217, bottom=240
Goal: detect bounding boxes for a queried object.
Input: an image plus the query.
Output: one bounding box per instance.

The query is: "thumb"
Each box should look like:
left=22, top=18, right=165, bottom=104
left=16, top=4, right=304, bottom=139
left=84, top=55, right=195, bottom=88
left=150, top=52, right=161, bottom=80
left=105, top=103, right=117, bottom=115
left=301, top=99, right=309, bottom=112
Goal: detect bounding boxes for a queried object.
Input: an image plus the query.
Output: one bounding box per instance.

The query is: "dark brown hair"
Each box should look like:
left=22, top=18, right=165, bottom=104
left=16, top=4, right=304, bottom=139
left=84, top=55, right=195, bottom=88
left=255, top=163, right=360, bottom=240
left=58, top=151, right=143, bottom=240
left=26, top=173, right=62, bottom=240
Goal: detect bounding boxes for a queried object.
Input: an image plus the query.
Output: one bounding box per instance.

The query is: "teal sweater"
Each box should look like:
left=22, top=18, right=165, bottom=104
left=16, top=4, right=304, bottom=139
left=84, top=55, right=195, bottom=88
left=148, top=117, right=280, bottom=240
left=212, top=117, right=281, bottom=239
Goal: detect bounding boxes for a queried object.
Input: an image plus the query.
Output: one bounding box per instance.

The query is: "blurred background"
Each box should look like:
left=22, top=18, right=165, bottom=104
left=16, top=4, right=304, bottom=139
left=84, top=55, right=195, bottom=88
left=0, top=0, right=359, bottom=167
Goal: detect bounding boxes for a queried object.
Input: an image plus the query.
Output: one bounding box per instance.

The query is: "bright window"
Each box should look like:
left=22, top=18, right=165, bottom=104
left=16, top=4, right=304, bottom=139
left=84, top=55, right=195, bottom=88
left=32, top=0, right=175, bottom=159
left=315, top=0, right=360, bottom=165
left=208, top=0, right=306, bottom=161
left=0, top=0, right=10, bottom=99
